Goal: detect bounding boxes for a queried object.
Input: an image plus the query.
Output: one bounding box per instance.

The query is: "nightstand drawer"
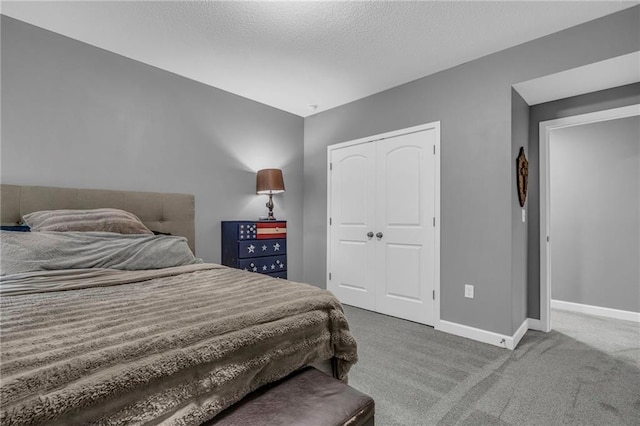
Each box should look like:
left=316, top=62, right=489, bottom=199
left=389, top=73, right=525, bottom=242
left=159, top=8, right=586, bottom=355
left=256, top=222, right=287, bottom=239
left=238, top=239, right=286, bottom=258
left=239, top=255, right=287, bottom=273
left=236, top=222, right=287, bottom=240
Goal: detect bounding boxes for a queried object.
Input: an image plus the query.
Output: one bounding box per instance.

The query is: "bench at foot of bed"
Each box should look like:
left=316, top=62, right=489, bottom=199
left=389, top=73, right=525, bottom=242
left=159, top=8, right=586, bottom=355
left=208, top=367, right=375, bottom=426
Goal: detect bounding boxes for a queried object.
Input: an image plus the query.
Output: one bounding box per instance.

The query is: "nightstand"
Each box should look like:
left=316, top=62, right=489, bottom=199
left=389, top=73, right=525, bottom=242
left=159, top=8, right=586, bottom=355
left=221, top=221, right=287, bottom=279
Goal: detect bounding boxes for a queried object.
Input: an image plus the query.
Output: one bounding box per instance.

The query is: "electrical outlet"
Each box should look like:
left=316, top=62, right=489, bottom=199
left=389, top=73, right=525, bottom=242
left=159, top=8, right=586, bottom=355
left=465, top=284, right=474, bottom=299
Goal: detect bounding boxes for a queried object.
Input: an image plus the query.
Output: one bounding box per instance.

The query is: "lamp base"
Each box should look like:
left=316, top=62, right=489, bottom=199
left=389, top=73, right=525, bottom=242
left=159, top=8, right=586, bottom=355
left=265, top=194, right=277, bottom=220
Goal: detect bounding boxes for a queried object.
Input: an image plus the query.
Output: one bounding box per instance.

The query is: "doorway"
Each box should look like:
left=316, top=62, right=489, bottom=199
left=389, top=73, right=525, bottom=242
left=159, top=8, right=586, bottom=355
left=539, top=104, right=640, bottom=332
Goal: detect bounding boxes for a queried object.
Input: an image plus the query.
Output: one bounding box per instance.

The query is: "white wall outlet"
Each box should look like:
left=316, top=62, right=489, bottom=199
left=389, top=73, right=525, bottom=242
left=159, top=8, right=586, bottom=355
left=465, top=284, right=474, bottom=299
left=521, top=209, right=526, bottom=223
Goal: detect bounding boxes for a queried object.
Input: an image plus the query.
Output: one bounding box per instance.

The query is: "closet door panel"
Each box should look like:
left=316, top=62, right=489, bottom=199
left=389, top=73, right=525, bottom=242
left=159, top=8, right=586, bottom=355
left=328, top=143, right=377, bottom=310
left=375, top=129, right=436, bottom=325
left=384, top=243, right=422, bottom=301
left=385, top=147, right=422, bottom=226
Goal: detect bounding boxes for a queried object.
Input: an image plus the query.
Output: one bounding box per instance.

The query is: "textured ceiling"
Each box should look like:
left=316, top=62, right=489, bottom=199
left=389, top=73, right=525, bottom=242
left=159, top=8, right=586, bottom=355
left=2, top=1, right=638, bottom=117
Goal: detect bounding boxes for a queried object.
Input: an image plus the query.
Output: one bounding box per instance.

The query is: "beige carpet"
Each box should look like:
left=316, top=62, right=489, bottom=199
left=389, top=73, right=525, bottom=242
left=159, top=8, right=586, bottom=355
left=343, top=305, right=640, bottom=425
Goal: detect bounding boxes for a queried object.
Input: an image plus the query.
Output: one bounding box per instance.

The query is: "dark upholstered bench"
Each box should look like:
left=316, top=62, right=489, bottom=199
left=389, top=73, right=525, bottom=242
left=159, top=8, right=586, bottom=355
left=209, top=367, right=375, bottom=426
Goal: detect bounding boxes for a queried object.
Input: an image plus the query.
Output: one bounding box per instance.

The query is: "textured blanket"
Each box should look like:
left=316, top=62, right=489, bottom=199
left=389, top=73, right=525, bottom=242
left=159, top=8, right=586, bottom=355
left=0, top=264, right=358, bottom=425
left=0, top=231, right=202, bottom=276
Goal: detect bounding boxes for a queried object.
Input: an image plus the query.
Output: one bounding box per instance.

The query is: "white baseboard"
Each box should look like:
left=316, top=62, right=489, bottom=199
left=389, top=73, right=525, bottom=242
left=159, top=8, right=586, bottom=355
left=512, top=319, right=529, bottom=348
left=436, top=318, right=529, bottom=350
left=551, top=299, right=640, bottom=323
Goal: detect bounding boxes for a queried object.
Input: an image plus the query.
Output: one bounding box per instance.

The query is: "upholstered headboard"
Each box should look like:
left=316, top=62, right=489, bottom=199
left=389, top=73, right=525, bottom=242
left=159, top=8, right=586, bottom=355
left=0, top=184, right=196, bottom=253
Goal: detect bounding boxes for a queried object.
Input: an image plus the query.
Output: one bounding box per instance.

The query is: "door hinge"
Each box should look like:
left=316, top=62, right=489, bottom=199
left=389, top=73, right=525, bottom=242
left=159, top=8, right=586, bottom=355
left=329, top=272, right=332, bottom=280
left=330, top=162, right=333, bottom=171
left=433, top=145, right=436, bottom=155
left=547, top=236, right=550, bottom=242
left=433, top=290, right=435, bottom=300
left=330, top=217, right=332, bottom=225
left=433, top=217, right=436, bottom=227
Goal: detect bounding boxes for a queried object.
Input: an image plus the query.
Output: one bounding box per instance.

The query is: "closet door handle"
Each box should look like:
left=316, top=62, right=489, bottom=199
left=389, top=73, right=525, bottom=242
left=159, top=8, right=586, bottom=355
left=367, top=232, right=374, bottom=238
left=376, top=232, right=383, bottom=239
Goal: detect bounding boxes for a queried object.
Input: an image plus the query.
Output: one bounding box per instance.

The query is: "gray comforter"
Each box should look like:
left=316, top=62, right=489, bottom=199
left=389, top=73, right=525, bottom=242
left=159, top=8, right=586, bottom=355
left=0, top=264, right=358, bottom=425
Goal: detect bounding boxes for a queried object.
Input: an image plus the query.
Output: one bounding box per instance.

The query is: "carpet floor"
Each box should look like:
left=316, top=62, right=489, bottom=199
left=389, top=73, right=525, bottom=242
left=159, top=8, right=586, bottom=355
left=343, top=305, right=640, bottom=426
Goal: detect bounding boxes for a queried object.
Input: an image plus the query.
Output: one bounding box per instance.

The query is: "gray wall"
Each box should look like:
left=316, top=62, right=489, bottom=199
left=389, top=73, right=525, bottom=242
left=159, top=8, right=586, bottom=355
left=0, top=16, right=305, bottom=280
left=303, top=7, right=639, bottom=335
left=510, top=89, right=529, bottom=331
left=527, top=83, right=640, bottom=318
left=550, top=115, right=639, bottom=313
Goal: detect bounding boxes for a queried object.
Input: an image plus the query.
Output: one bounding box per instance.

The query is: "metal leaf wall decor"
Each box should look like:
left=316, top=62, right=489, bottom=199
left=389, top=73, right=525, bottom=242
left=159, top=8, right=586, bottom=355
left=516, top=147, right=528, bottom=207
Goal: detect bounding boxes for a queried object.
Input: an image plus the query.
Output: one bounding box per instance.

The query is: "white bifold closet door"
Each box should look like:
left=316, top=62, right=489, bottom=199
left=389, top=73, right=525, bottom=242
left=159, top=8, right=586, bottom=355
left=329, top=128, right=437, bottom=326
left=329, top=141, right=377, bottom=310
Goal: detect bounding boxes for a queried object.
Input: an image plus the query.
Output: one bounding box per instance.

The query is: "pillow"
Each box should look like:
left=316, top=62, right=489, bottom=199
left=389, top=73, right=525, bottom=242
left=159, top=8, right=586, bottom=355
left=22, top=208, right=153, bottom=235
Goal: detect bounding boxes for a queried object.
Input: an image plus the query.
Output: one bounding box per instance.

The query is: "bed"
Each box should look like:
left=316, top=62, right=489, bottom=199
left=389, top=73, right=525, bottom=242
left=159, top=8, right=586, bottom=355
left=0, top=184, right=358, bottom=425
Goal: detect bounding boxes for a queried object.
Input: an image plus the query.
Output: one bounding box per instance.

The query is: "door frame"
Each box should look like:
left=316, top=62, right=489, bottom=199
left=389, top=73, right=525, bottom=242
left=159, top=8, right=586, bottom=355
left=538, top=104, right=640, bottom=332
left=326, top=121, right=441, bottom=326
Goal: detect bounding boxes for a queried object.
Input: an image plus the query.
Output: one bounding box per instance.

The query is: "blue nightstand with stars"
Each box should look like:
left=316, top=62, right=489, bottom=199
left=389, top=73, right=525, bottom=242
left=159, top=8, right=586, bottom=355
left=221, top=221, right=287, bottom=279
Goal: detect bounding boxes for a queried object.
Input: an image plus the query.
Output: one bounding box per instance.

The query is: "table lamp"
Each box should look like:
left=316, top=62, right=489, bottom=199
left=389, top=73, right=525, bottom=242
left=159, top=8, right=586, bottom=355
left=256, top=168, right=285, bottom=220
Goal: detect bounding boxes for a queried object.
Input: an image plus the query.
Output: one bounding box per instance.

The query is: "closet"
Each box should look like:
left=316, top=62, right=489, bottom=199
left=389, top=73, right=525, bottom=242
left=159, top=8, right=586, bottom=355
left=327, top=123, right=440, bottom=326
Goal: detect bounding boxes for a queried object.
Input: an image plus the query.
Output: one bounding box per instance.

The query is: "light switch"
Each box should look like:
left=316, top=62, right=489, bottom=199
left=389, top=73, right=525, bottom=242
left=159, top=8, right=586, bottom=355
left=465, top=284, right=474, bottom=299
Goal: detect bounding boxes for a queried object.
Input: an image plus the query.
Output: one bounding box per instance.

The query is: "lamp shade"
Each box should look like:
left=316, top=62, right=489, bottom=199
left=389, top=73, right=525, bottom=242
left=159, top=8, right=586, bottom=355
left=256, top=169, right=285, bottom=194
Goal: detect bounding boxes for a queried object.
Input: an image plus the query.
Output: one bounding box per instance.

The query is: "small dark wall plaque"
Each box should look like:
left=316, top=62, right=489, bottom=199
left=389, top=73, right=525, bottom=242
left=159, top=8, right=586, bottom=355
left=516, top=147, right=528, bottom=207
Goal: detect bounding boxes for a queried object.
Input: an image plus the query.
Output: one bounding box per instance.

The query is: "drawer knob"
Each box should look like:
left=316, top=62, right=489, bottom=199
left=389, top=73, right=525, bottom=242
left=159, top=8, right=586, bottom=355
left=367, top=232, right=374, bottom=238
left=376, top=232, right=383, bottom=239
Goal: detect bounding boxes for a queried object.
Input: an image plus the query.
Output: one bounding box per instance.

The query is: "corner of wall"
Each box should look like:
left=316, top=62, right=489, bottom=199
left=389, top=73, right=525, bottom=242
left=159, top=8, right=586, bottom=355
left=510, top=88, right=530, bottom=335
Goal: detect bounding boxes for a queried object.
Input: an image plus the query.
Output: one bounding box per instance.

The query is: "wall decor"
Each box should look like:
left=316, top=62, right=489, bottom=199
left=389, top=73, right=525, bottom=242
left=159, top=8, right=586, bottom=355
left=516, top=147, right=528, bottom=207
